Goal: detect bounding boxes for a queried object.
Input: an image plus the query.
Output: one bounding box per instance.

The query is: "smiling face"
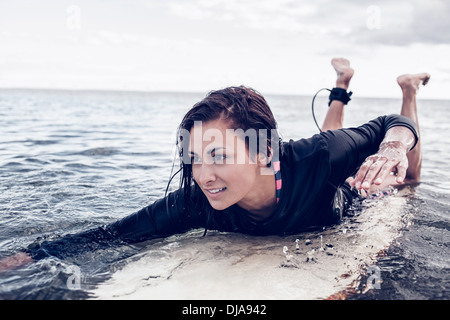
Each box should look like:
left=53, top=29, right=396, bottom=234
left=189, top=118, right=274, bottom=212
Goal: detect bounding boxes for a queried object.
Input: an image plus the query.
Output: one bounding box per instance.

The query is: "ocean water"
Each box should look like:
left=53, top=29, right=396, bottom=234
left=0, top=88, right=448, bottom=300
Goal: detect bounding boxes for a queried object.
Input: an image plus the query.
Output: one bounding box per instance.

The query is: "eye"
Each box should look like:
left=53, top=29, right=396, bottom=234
left=212, top=154, right=227, bottom=163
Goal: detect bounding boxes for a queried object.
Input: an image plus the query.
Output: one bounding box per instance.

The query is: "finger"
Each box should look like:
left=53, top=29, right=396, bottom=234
left=361, top=159, right=386, bottom=190
left=348, top=177, right=356, bottom=187
left=395, top=161, right=408, bottom=184
left=353, top=158, right=374, bottom=189
left=373, top=160, right=399, bottom=185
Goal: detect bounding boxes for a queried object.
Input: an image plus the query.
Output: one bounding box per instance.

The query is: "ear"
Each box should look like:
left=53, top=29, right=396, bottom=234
left=257, top=146, right=273, bottom=167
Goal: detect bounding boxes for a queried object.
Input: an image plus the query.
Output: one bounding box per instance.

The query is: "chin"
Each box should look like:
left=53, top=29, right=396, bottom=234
left=207, top=200, right=232, bottom=211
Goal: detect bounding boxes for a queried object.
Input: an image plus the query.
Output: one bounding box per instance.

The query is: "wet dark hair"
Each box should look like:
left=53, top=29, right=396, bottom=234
left=166, top=86, right=280, bottom=232
left=180, top=86, right=278, bottom=158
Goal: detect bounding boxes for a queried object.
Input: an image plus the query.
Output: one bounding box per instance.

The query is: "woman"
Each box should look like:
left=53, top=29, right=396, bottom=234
left=0, top=58, right=430, bottom=270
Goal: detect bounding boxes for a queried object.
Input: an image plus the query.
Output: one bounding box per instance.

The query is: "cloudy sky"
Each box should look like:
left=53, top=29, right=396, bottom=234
left=0, top=0, right=449, bottom=99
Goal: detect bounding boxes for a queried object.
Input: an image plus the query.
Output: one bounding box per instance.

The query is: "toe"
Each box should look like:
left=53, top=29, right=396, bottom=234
left=422, top=73, right=431, bottom=86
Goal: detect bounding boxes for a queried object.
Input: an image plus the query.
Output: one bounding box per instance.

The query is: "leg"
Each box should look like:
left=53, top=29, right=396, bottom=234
left=365, top=72, right=430, bottom=194
left=321, top=58, right=354, bottom=132
left=396, top=73, right=430, bottom=182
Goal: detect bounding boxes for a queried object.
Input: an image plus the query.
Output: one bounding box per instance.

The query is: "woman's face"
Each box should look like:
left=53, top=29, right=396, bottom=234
left=189, top=118, right=264, bottom=211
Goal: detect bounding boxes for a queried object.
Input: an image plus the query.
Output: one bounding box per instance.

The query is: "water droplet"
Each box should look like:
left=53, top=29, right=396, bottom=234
left=283, top=246, right=292, bottom=261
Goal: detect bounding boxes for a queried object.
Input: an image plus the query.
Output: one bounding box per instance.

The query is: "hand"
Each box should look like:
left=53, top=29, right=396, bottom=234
left=0, top=252, right=33, bottom=273
left=350, top=141, right=409, bottom=190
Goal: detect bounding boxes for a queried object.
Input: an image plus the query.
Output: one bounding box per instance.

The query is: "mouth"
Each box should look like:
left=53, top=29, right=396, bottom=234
left=205, top=187, right=227, bottom=197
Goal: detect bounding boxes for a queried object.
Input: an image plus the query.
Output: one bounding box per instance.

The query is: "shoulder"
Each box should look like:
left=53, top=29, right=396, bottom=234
left=280, top=134, right=328, bottom=162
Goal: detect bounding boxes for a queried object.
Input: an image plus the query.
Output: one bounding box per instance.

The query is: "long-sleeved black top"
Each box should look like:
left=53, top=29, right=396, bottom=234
left=27, top=114, right=418, bottom=260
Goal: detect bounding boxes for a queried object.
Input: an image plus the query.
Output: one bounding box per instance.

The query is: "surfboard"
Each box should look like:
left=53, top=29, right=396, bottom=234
left=91, top=188, right=412, bottom=300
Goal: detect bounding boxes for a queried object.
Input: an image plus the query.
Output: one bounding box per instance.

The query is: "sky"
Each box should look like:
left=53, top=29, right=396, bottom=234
left=0, top=0, right=449, bottom=99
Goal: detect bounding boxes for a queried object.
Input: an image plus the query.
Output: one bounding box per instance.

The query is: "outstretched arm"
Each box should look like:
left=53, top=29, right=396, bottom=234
left=0, top=188, right=202, bottom=273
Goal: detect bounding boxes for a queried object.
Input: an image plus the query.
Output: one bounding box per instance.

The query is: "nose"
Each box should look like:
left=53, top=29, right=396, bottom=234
left=196, top=163, right=217, bottom=186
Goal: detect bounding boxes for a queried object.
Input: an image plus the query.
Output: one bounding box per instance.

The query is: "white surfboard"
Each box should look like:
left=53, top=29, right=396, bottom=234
left=91, top=188, right=411, bottom=300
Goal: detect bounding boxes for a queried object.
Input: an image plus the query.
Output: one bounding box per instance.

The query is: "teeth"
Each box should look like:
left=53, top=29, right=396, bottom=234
left=209, top=187, right=225, bottom=194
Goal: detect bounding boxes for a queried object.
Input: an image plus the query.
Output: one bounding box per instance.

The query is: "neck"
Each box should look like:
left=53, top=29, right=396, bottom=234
left=237, top=173, right=277, bottom=221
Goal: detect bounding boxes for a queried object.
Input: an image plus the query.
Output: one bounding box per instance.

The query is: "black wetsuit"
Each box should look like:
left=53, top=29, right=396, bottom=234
left=27, top=114, right=419, bottom=260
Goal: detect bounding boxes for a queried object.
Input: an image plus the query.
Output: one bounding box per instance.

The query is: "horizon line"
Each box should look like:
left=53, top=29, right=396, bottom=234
left=0, top=86, right=448, bottom=102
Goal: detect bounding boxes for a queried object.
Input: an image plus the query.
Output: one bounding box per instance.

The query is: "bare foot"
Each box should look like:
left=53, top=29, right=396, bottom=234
left=397, top=73, right=431, bottom=94
left=331, top=57, right=354, bottom=90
